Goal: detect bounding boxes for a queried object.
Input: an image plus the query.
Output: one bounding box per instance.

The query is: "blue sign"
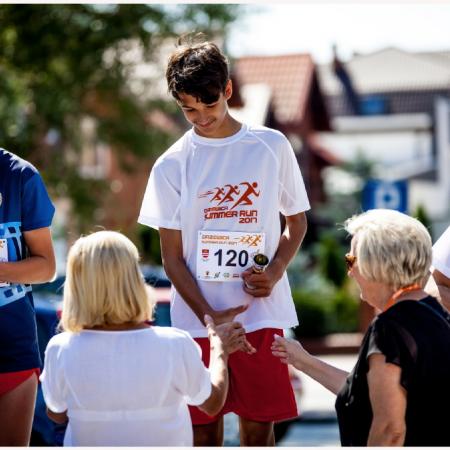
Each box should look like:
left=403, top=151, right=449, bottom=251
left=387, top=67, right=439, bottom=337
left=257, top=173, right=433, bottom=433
left=362, top=179, right=408, bottom=213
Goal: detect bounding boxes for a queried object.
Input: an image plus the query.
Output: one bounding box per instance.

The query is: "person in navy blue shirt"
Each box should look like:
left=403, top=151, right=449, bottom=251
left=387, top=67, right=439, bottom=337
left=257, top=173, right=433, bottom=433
left=0, top=149, right=56, bottom=445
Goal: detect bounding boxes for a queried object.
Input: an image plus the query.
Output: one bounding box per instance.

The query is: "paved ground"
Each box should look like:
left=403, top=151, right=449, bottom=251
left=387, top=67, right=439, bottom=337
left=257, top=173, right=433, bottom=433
left=298, top=354, right=357, bottom=418
left=278, top=421, right=341, bottom=447
left=278, top=354, right=358, bottom=446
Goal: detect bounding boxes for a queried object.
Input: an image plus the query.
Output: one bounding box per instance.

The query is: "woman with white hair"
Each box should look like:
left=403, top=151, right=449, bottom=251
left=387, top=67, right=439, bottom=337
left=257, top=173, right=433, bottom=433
left=40, top=230, right=255, bottom=446
left=272, top=209, right=450, bottom=446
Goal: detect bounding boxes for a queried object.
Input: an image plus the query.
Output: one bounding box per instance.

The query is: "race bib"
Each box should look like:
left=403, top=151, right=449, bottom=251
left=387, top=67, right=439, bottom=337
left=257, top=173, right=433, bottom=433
left=197, top=230, right=265, bottom=282
left=0, top=239, right=9, bottom=287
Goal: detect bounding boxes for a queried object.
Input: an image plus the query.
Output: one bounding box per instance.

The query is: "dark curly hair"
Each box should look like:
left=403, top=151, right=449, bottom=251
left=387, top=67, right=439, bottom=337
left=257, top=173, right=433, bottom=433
left=166, top=34, right=229, bottom=104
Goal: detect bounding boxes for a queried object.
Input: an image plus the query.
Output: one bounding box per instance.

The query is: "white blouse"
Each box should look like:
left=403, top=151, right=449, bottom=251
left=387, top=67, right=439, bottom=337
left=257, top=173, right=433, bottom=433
left=40, top=326, right=211, bottom=446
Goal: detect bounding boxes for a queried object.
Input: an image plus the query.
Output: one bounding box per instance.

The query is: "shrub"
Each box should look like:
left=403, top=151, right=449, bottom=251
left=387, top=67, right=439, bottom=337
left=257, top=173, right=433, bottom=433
left=291, top=289, right=334, bottom=337
left=292, top=287, right=359, bottom=338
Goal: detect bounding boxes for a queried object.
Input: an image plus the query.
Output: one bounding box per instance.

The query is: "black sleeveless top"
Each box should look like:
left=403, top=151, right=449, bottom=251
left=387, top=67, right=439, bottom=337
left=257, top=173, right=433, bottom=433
left=335, top=296, right=450, bottom=446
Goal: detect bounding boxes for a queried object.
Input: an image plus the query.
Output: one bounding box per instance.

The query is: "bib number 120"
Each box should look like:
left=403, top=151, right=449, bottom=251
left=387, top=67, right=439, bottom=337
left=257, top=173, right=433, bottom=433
left=214, top=249, right=249, bottom=267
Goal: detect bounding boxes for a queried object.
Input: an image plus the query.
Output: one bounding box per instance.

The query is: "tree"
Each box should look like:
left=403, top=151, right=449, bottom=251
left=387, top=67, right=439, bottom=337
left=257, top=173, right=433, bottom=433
left=414, top=204, right=432, bottom=231
left=0, top=4, right=240, bottom=229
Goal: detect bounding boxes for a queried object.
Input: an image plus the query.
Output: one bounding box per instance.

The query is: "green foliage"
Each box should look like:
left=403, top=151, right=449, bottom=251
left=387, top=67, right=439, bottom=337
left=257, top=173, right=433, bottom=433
left=291, top=286, right=359, bottom=337
left=0, top=4, right=240, bottom=229
left=292, top=289, right=334, bottom=337
left=314, top=231, right=347, bottom=287
left=328, top=288, right=360, bottom=333
left=413, top=204, right=431, bottom=231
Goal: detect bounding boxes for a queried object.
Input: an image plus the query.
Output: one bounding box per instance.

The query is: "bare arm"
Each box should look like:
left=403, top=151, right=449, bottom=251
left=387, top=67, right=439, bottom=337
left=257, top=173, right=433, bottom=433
left=241, top=212, right=307, bottom=297
left=0, top=227, right=56, bottom=284
left=271, top=335, right=348, bottom=394
left=197, top=315, right=230, bottom=416
left=367, top=353, right=407, bottom=446
left=46, top=408, right=68, bottom=424
left=159, top=228, right=248, bottom=326
left=197, top=315, right=256, bottom=416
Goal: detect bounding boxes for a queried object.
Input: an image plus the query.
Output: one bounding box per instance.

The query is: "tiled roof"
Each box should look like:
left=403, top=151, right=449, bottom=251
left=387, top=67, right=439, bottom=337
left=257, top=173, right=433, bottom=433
left=233, top=54, right=314, bottom=125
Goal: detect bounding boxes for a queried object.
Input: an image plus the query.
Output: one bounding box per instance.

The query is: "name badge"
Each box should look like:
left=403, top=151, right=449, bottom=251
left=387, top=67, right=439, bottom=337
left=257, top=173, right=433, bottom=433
left=197, top=230, right=265, bottom=282
left=0, top=239, right=9, bottom=287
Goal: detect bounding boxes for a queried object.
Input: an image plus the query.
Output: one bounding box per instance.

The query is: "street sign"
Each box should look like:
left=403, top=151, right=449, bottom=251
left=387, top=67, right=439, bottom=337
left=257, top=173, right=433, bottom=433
left=362, top=179, right=408, bottom=212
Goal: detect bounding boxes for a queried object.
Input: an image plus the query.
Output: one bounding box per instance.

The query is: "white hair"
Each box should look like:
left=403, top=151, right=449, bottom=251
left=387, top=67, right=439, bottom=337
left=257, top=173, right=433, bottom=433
left=344, top=209, right=432, bottom=290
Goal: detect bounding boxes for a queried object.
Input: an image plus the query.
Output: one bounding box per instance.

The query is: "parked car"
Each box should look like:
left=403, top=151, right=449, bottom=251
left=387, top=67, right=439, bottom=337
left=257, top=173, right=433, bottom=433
left=31, top=266, right=171, bottom=446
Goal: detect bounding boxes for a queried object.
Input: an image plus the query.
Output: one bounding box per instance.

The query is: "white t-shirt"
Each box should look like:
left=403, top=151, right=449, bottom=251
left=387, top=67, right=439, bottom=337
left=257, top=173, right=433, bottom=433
left=40, top=327, right=211, bottom=446
left=433, top=226, right=450, bottom=278
left=139, top=124, right=310, bottom=337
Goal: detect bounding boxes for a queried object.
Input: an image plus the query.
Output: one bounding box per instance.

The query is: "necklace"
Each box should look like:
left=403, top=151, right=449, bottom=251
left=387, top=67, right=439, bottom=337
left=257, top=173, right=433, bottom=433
left=384, top=283, right=422, bottom=312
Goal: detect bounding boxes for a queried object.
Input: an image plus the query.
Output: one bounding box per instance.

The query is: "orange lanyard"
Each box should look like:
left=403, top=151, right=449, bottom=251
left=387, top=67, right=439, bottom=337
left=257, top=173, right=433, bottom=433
left=384, top=283, right=422, bottom=312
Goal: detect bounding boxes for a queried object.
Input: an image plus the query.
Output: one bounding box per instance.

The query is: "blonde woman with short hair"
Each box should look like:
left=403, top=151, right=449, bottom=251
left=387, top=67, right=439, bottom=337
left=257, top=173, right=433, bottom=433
left=272, top=209, right=450, bottom=446
left=40, top=231, right=254, bottom=446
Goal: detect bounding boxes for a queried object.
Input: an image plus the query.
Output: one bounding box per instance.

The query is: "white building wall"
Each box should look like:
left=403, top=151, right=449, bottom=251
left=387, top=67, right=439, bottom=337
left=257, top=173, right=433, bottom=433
left=318, top=109, right=450, bottom=229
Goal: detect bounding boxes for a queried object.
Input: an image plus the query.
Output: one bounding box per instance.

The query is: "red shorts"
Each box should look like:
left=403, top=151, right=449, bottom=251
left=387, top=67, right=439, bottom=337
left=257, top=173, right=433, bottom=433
left=189, top=328, right=297, bottom=425
left=0, top=368, right=40, bottom=396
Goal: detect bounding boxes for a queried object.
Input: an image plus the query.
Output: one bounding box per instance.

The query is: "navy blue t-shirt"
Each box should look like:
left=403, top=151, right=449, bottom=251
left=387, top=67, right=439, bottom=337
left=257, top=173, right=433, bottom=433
left=0, top=149, right=55, bottom=373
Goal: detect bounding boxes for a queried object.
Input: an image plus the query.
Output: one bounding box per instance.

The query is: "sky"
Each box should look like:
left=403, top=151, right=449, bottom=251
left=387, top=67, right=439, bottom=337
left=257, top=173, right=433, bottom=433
left=226, top=3, right=450, bottom=63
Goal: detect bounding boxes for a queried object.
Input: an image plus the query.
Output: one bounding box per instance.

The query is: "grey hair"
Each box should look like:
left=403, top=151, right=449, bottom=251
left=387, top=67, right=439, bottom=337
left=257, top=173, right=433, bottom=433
left=344, top=209, right=432, bottom=290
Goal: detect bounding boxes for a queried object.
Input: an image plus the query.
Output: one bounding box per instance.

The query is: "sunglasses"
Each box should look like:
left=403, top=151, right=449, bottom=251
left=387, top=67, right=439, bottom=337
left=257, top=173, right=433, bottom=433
left=345, top=253, right=357, bottom=270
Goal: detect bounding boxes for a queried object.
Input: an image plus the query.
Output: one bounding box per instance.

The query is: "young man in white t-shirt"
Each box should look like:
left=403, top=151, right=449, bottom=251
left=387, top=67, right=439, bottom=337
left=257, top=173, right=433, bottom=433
left=138, top=37, right=310, bottom=446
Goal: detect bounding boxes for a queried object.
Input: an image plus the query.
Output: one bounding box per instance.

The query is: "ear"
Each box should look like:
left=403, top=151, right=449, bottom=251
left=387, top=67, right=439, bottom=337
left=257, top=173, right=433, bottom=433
left=224, top=79, right=233, bottom=100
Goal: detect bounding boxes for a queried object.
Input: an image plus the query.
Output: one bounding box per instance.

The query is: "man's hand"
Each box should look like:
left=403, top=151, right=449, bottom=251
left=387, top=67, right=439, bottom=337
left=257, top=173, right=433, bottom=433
left=241, top=263, right=282, bottom=298
left=209, top=304, right=249, bottom=325
left=205, top=314, right=256, bottom=355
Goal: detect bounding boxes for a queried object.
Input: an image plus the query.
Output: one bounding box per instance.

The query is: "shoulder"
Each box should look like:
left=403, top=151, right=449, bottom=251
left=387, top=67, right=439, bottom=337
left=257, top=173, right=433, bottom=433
left=149, top=133, right=192, bottom=183
left=0, top=149, right=40, bottom=184
left=246, top=125, right=290, bottom=147
left=152, top=326, right=194, bottom=342
left=46, top=332, right=74, bottom=355
left=154, top=132, right=191, bottom=167
left=245, top=126, right=294, bottom=161
left=372, top=300, right=434, bottom=349
left=152, top=328, right=202, bottom=364
left=152, top=326, right=200, bottom=353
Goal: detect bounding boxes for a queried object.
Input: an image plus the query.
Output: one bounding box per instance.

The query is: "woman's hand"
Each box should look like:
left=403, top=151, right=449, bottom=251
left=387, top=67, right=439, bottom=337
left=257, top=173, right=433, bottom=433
left=199, top=315, right=255, bottom=417
left=271, top=335, right=309, bottom=370
left=272, top=334, right=349, bottom=394
left=205, top=315, right=256, bottom=355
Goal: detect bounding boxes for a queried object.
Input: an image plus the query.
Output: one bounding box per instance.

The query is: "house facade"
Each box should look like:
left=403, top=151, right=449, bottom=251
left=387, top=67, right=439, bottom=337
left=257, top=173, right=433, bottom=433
left=318, top=47, right=450, bottom=238
left=230, top=53, right=337, bottom=243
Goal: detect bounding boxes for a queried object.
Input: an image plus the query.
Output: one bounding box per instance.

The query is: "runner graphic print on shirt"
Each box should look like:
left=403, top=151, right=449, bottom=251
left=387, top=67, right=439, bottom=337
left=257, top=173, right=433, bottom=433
left=199, top=181, right=260, bottom=224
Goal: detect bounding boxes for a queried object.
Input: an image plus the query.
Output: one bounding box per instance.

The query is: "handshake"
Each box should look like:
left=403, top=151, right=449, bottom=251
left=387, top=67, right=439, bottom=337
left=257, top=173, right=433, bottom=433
left=204, top=304, right=256, bottom=355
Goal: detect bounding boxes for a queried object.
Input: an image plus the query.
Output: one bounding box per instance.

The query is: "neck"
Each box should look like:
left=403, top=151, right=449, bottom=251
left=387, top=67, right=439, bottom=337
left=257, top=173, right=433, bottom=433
left=383, top=284, right=425, bottom=312
left=217, top=113, right=241, bottom=138
left=86, top=322, right=150, bottom=331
